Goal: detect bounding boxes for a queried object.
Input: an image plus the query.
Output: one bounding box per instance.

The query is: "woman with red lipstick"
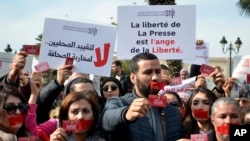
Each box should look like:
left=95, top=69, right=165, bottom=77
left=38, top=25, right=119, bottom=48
left=210, top=97, right=241, bottom=141
left=182, top=86, right=217, bottom=139
left=0, top=84, right=30, bottom=140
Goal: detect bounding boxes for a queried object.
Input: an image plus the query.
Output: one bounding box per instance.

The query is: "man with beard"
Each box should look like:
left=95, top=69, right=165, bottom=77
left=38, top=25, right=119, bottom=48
left=101, top=53, right=185, bottom=141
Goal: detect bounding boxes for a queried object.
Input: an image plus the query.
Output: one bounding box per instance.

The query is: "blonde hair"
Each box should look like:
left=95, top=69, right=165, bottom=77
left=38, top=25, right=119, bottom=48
left=49, top=106, right=60, bottom=119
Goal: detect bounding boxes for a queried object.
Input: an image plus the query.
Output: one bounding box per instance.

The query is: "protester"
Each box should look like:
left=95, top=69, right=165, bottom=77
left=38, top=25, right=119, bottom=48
left=210, top=97, right=241, bottom=141
left=163, top=91, right=186, bottom=118
left=26, top=90, right=104, bottom=141
left=100, top=77, right=122, bottom=103
left=36, top=64, right=73, bottom=124
left=182, top=86, right=217, bottom=138
left=0, top=84, right=30, bottom=140
left=180, top=68, right=189, bottom=81
left=111, top=60, right=133, bottom=95
left=101, top=52, right=184, bottom=141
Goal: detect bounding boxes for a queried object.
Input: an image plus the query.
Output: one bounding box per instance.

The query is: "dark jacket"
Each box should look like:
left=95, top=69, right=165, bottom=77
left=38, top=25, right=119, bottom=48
left=36, top=79, right=64, bottom=124
left=112, top=71, right=132, bottom=96
left=101, top=92, right=185, bottom=141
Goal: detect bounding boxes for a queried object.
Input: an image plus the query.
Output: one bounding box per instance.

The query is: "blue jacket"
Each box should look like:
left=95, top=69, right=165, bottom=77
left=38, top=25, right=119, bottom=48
left=101, top=92, right=185, bottom=141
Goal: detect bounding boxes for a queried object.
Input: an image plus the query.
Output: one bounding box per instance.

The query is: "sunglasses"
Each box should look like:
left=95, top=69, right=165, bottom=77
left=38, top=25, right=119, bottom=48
left=102, top=84, right=118, bottom=92
left=169, top=102, right=181, bottom=107
left=3, top=103, right=29, bottom=115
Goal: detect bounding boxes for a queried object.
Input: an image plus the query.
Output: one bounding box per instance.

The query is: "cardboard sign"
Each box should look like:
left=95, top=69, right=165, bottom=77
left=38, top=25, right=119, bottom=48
left=34, top=61, right=50, bottom=72
left=190, top=134, right=208, bottom=141
left=200, top=64, right=215, bottom=76
left=148, top=94, right=167, bottom=108
left=23, top=45, right=40, bottom=55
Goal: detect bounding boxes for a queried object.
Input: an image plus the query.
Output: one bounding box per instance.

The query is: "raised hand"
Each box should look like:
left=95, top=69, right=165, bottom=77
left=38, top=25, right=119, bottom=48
left=28, top=71, right=42, bottom=104
left=56, top=64, right=73, bottom=86
left=8, top=51, right=28, bottom=83
left=210, top=66, right=225, bottom=91
left=222, top=77, right=236, bottom=97
left=195, top=75, right=207, bottom=88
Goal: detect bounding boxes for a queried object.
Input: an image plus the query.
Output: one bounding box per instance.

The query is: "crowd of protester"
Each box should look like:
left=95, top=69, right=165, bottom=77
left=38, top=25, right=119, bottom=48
left=0, top=51, right=249, bottom=141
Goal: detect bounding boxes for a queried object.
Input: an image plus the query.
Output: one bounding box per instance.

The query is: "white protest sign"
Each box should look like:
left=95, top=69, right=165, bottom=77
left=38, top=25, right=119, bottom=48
left=39, top=18, right=116, bottom=77
left=163, top=76, right=196, bottom=102
left=231, top=55, right=250, bottom=98
left=116, top=5, right=196, bottom=59
left=183, top=42, right=209, bottom=65
left=0, top=52, right=33, bottom=77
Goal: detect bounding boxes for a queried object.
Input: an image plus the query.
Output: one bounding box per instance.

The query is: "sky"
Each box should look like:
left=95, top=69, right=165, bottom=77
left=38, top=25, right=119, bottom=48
left=0, top=0, right=249, bottom=58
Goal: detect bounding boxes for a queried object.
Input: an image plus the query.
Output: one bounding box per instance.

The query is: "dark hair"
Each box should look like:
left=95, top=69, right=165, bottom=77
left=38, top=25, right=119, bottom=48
left=112, top=60, right=122, bottom=67
left=164, top=91, right=183, bottom=106
left=100, top=77, right=123, bottom=101
left=59, top=91, right=99, bottom=137
left=183, top=86, right=217, bottom=137
left=129, top=53, right=158, bottom=73
left=0, top=84, right=30, bottom=137
left=64, top=77, right=95, bottom=97
left=160, top=64, right=169, bottom=70
left=0, top=85, right=27, bottom=106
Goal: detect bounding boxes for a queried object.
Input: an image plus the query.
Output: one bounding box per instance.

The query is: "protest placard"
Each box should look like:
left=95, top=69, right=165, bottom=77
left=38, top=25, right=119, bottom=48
left=116, top=5, right=196, bottom=59
left=38, top=18, right=116, bottom=76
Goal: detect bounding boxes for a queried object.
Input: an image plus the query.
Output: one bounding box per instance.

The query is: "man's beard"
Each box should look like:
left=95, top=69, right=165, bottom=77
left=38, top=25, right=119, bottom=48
left=136, top=78, right=159, bottom=98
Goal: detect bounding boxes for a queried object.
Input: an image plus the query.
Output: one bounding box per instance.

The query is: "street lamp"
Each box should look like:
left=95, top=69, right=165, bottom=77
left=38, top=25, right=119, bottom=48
left=4, top=44, right=13, bottom=53
left=220, top=36, right=242, bottom=77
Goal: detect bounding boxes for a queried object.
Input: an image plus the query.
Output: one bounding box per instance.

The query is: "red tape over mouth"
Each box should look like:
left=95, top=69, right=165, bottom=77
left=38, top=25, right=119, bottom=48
left=8, top=114, right=24, bottom=126
left=217, top=124, right=230, bottom=135
left=150, top=81, right=164, bottom=90
left=62, top=119, right=93, bottom=132
left=193, top=109, right=209, bottom=119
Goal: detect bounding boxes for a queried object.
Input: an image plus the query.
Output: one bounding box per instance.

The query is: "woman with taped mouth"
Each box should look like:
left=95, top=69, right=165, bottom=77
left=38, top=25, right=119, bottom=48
left=178, top=86, right=217, bottom=140
left=0, top=84, right=31, bottom=141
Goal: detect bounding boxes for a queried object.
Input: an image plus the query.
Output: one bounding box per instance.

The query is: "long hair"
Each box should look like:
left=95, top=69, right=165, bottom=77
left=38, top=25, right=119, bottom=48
left=0, top=84, right=30, bottom=138
left=183, top=86, right=217, bottom=137
left=59, top=91, right=99, bottom=136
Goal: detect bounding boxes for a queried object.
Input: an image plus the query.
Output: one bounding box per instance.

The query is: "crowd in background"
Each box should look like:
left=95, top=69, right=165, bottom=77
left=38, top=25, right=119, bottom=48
left=0, top=51, right=248, bottom=141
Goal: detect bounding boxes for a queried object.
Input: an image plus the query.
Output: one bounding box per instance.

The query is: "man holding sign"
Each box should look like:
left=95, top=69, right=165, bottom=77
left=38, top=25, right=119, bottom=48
left=101, top=53, right=184, bottom=141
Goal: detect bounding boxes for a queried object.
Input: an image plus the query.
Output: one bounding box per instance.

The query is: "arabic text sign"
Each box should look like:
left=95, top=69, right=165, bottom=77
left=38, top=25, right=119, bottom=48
left=39, top=18, right=116, bottom=76
left=116, top=5, right=196, bottom=59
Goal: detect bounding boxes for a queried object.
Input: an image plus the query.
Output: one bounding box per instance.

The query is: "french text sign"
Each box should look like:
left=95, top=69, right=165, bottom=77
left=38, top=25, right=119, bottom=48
left=117, top=5, right=196, bottom=59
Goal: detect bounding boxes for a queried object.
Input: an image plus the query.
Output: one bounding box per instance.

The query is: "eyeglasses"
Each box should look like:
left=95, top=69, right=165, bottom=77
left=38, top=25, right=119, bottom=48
left=102, top=84, right=118, bottom=92
left=3, top=103, right=29, bottom=115
left=169, top=102, right=181, bottom=107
